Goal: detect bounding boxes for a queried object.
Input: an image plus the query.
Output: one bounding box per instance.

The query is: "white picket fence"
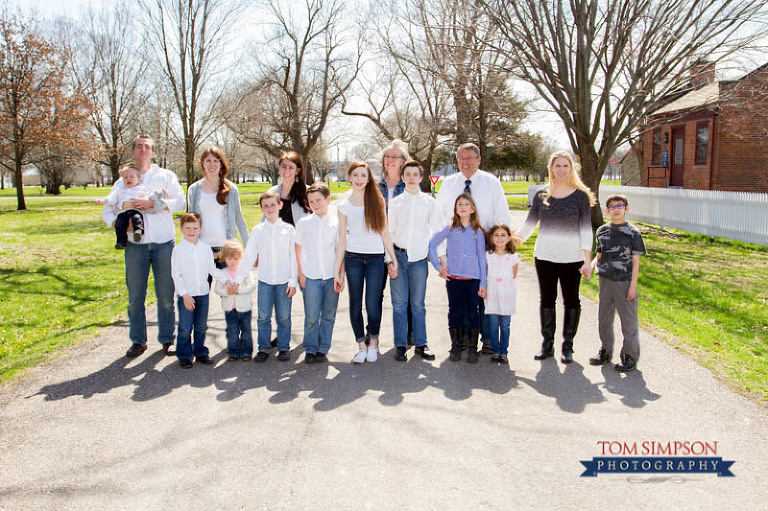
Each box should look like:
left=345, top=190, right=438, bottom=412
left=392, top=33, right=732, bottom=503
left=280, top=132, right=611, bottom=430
left=527, top=185, right=768, bottom=246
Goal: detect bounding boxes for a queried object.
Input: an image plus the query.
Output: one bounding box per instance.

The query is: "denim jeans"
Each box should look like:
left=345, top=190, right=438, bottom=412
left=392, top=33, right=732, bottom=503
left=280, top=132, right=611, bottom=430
left=389, top=252, right=428, bottom=347
left=302, top=277, right=339, bottom=354
left=125, top=240, right=175, bottom=346
left=344, top=252, right=385, bottom=342
left=257, top=281, right=292, bottom=352
left=446, top=278, right=480, bottom=329
left=176, top=294, right=210, bottom=360
left=486, top=314, right=511, bottom=355
left=225, top=309, right=253, bottom=358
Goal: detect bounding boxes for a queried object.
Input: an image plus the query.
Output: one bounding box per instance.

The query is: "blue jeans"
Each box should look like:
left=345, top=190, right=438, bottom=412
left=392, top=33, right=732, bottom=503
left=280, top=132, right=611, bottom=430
left=225, top=309, right=253, bottom=357
left=302, top=278, right=339, bottom=354
left=257, top=281, right=292, bottom=352
left=344, top=252, right=385, bottom=342
left=125, top=240, right=175, bottom=346
left=486, top=314, right=511, bottom=355
left=176, top=294, right=210, bottom=360
left=389, top=252, right=428, bottom=347
left=446, top=278, right=480, bottom=329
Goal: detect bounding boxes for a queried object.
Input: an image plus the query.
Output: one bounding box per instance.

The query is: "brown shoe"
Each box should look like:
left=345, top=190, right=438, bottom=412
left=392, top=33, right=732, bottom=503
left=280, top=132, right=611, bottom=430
left=126, top=343, right=147, bottom=358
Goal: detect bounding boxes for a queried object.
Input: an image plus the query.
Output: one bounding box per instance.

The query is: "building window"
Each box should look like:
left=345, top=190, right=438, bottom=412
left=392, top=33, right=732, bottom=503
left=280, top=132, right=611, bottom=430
left=695, top=122, right=709, bottom=164
left=652, top=128, right=662, bottom=165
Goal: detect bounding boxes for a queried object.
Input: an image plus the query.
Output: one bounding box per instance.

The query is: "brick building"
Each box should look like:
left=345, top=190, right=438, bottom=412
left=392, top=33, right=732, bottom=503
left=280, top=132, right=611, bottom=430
left=640, top=62, right=768, bottom=192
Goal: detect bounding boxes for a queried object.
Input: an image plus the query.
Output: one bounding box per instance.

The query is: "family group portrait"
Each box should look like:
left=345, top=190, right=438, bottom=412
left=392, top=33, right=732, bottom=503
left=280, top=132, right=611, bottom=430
left=1, top=0, right=766, bottom=509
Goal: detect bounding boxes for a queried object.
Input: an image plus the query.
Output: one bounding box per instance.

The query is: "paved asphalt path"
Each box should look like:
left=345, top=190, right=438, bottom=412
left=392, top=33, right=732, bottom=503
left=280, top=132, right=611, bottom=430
left=1, top=211, right=766, bottom=510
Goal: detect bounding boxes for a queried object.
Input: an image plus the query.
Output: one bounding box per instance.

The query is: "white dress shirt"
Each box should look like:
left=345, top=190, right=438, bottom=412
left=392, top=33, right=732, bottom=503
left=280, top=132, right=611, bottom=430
left=102, top=165, right=186, bottom=244
left=295, top=212, right=338, bottom=280
left=388, top=190, right=445, bottom=262
left=171, top=238, right=218, bottom=297
left=236, top=218, right=297, bottom=287
left=435, top=169, right=511, bottom=229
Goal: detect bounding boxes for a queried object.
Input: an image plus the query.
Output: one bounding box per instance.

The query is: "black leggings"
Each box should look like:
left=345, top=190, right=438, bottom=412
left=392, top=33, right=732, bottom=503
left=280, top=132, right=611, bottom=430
left=534, top=258, right=582, bottom=309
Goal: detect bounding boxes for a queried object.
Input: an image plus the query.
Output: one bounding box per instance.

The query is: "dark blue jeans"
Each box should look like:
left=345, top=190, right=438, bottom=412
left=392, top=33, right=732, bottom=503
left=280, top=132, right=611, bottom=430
left=125, top=240, right=175, bottom=346
left=344, top=252, right=385, bottom=342
left=225, top=309, right=253, bottom=358
left=176, top=294, right=210, bottom=360
left=446, top=278, right=480, bottom=329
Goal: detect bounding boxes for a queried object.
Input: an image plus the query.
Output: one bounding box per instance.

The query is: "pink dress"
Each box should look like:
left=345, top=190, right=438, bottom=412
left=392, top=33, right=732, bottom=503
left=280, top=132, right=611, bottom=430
left=484, top=253, right=521, bottom=316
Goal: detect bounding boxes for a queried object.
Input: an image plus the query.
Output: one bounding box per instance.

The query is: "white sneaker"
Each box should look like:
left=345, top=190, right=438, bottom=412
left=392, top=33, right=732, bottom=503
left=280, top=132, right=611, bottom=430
left=366, top=347, right=379, bottom=363
left=351, top=350, right=367, bottom=364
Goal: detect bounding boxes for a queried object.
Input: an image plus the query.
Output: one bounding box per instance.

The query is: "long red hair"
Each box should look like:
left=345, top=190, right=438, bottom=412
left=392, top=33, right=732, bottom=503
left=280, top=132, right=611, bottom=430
left=348, top=161, right=386, bottom=233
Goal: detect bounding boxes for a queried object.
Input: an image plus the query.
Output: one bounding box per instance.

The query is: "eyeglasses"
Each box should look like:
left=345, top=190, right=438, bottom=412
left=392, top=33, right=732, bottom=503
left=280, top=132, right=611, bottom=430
left=383, top=155, right=404, bottom=160
left=607, top=204, right=626, bottom=210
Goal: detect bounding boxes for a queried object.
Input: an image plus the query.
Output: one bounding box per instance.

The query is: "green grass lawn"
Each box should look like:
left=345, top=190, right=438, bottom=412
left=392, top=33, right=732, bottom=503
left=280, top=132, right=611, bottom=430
left=516, top=225, right=768, bottom=401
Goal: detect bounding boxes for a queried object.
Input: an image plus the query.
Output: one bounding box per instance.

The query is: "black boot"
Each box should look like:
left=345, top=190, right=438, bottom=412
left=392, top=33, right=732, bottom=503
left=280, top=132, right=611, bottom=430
left=561, top=308, right=580, bottom=364
left=534, top=308, right=556, bottom=360
left=467, top=329, right=480, bottom=363
left=449, top=328, right=462, bottom=361
left=461, top=327, right=469, bottom=351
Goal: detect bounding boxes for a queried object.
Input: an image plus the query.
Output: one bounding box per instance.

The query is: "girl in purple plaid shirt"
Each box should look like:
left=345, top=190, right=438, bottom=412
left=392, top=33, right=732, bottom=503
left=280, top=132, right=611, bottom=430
left=428, top=193, right=487, bottom=363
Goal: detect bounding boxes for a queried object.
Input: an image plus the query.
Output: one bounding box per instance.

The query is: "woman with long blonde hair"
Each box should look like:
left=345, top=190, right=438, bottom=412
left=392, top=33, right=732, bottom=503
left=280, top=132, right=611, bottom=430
left=517, top=151, right=596, bottom=364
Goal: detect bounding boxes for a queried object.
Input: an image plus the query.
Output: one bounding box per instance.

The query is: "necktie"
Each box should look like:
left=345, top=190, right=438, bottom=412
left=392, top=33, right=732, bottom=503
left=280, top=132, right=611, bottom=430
left=464, top=179, right=472, bottom=195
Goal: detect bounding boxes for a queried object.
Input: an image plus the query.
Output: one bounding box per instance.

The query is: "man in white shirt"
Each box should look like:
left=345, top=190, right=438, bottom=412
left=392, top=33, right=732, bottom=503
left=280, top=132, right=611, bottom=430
left=102, top=134, right=186, bottom=358
left=435, top=143, right=512, bottom=354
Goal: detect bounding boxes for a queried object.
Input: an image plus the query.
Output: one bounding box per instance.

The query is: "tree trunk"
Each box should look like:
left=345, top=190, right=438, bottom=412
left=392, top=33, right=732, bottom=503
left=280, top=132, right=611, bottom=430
left=575, top=141, right=604, bottom=228
left=14, top=157, right=26, bottom=211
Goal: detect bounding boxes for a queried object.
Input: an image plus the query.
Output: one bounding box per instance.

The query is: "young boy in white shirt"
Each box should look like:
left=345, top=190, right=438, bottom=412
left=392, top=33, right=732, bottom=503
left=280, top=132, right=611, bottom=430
left=295, top=183, right=342, bottom=363
left=388, top=160, right=444, bottom=361
left=232, top=191, right=297, bottom=362
left=171, top=212, right=220, bottom=368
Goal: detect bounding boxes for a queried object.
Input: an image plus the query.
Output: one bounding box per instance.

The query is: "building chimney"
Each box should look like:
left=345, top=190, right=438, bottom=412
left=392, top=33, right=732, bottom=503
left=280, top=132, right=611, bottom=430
left=691, top=59, right=716, bottom=88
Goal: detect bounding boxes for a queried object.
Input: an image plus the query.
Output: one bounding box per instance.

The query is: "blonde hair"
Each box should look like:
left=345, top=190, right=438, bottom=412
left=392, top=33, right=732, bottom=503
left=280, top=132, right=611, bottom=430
left=259, top=190, right=281, bottom=207
left=220, top=239, right=244, bottom=260
left=542, top=151, right=597, bottom=207
left=380, top=139, right=410, bottom=179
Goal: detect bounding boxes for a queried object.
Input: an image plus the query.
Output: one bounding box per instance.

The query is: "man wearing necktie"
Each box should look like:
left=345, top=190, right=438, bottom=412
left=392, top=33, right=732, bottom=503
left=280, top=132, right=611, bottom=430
left=435, top=143, right=512, bottom=355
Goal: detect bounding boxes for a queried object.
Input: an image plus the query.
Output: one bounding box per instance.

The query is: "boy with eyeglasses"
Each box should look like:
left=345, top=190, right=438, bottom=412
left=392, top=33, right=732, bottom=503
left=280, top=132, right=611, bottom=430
left=589, top=194, right=646, bottom=372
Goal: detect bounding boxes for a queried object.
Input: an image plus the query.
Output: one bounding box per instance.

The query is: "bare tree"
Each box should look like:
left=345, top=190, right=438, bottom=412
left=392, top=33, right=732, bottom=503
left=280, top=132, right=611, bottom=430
left=59, top=2, right=148, bottom=183
left=226, top=0, right=361, bottom=182
left=140, top=0, right=240, bottom=185
left=0, top=11, right=93, bottom=210
left=483, top=0, right=768, bottom=225
left=342, top=43, right=453, bottom=183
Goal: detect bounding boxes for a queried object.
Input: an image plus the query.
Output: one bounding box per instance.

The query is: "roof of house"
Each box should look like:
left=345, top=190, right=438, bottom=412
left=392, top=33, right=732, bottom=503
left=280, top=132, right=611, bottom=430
left=647, top=62, right=768, bottom=117
left=651, top=81, right=720, bottom=115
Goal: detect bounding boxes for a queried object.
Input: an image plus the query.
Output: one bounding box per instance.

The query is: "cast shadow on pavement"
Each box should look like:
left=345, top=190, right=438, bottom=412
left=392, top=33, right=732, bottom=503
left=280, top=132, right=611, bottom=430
left=600, top=365, right=661, bottom=408
left=33, top=348, right=169, bottom=402
left=517, top=359, right=661, bottom=413
left=207, top=346, right=519, bottom=411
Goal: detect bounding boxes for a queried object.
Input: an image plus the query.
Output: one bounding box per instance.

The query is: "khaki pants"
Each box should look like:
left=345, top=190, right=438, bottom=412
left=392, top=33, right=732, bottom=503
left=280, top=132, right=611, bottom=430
left=598, top=277, right=640, bottom=362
